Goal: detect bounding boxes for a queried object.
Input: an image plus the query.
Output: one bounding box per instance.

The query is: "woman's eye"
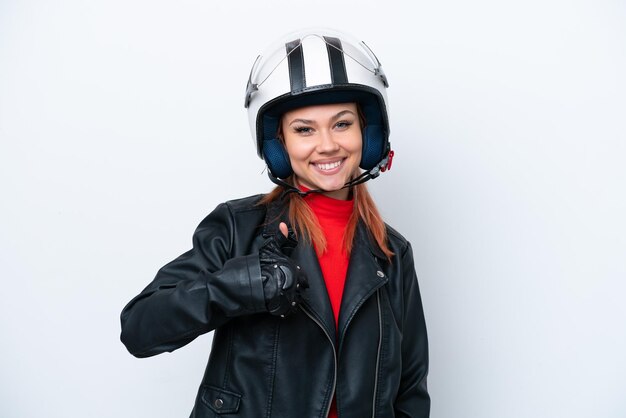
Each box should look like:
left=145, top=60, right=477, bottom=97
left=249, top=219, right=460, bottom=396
left=335, top=121, right=354, bottom=129
left=294, top=126, right=313, bottom=134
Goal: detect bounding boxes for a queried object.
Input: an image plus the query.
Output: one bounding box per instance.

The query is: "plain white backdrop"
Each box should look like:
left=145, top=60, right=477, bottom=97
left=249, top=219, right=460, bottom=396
left=1, top=0, right=625, bottom=417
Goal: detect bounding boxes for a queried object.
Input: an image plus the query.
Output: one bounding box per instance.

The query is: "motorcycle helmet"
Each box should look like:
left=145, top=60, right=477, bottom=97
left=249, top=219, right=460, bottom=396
left=244, top=28, right=392, bottom=180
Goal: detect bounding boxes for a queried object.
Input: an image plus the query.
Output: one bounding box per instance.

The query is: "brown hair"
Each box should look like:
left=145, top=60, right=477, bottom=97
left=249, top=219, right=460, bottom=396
left=259, top=178, right=394, bottom=260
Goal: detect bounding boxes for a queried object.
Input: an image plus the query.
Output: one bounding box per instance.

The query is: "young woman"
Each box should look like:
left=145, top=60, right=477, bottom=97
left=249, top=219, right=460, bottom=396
left=121, top=29, right=430, bottom=418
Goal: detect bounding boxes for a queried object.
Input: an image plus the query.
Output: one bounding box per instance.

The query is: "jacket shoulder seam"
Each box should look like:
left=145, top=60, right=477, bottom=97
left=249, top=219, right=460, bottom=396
left=384, top=223, right=409, bottom=254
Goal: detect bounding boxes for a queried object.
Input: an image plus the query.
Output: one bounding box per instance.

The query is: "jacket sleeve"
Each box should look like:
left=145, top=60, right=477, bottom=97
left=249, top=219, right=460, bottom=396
left=120, top=202, right=267, bottom=358
left=394, top=242, right=431, bottom=417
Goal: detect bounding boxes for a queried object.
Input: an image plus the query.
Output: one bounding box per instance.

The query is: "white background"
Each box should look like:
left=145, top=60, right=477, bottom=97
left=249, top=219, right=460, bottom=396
left=1, top=0, right=625, bottom=417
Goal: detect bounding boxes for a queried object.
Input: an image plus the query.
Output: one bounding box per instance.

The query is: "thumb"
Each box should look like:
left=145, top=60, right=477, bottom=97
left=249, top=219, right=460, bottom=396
left=279, top=222, right=289, bottom=239
left=275, top=222, right=297, bottom=255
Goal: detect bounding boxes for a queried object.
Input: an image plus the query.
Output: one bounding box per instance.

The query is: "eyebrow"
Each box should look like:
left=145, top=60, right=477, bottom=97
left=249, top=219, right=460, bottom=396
left=289, top=118, right=314, bottom=126
left=331, top=110, right=356, bottom=121
left=288, top=110, right=356, bottom=127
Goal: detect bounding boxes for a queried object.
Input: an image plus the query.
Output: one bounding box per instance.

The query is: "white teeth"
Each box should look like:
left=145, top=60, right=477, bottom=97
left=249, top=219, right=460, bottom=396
left=316, top=160, right=342, bottom=171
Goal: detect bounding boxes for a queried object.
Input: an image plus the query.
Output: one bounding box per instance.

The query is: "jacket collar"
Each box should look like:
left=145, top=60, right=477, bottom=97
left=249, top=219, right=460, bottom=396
left=261, top=199, right=290, bottom=239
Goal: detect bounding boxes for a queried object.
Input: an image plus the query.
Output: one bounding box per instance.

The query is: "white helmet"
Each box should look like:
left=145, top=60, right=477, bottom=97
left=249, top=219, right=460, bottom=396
left=244, top=28, right=392, bottom=180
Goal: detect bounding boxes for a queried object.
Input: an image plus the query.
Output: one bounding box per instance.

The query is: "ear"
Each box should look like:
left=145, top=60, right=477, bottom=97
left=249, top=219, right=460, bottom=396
left=360, top=124, right=385, bottom=170
left=263, top=138, right=293, bottom=179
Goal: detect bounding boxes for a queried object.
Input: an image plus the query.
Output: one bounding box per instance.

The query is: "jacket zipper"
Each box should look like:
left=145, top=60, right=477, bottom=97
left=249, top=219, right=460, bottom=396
left=301, top=305, right=337, bottom=418
left=371, top=290, right=382, bottom=418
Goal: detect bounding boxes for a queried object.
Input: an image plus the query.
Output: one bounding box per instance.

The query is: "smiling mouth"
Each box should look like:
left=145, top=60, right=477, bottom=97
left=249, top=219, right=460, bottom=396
left=314, top=159, right=344, bottom=171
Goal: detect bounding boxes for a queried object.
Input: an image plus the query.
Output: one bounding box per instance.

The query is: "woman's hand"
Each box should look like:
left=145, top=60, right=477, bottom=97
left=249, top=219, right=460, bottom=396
left=259, top=222, right=309, bottom=317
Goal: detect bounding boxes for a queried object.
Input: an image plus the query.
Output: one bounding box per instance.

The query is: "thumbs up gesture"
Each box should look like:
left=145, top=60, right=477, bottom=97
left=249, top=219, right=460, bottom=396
left=259, top=222, right=309, bottom=317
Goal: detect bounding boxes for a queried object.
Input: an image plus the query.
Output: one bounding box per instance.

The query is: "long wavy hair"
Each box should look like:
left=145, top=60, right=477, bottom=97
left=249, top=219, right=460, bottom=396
left=259, top=178, right=393, bottom=260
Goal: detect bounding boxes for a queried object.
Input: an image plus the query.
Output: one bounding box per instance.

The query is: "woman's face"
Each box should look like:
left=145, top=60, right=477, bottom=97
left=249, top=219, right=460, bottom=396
left=281, top=102, right=362, bottom=200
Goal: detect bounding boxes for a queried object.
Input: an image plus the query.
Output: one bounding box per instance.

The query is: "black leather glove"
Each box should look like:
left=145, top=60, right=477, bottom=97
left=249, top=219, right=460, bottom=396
left=259, top=227, right=309, bottom=317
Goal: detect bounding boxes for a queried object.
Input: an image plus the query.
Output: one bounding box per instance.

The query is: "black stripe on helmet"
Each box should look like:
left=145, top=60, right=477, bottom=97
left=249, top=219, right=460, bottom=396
left=324, top=36, right=348, bottom=85
left=286, top=39, right=306, bottom=92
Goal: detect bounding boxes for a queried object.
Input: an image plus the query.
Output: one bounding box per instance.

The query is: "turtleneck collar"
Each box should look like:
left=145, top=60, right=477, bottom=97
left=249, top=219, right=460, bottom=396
left=299, top=186, right=354, bottom=223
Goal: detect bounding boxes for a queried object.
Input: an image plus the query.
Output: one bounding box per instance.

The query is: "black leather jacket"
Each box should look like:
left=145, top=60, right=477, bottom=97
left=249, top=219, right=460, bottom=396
left=120, top=195, right=430, bottom=417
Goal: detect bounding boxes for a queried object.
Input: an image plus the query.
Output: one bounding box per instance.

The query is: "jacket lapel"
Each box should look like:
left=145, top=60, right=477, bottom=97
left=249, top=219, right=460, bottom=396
left=292, top=242, right=337, bottom=341
left=337, top=223, right=388, bottom=343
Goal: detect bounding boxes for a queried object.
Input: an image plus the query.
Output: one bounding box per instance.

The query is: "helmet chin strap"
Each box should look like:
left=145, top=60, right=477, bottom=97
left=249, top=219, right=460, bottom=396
left=267, top=150, right=394, bottom=199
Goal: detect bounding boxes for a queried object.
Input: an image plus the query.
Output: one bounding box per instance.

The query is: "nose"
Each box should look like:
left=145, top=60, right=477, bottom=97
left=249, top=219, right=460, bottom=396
left=316, top=129, right=340, bottom=154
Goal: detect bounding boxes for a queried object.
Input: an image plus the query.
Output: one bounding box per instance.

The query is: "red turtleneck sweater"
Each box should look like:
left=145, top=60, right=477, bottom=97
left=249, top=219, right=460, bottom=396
left=303, top=191, right=354, bottom=418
